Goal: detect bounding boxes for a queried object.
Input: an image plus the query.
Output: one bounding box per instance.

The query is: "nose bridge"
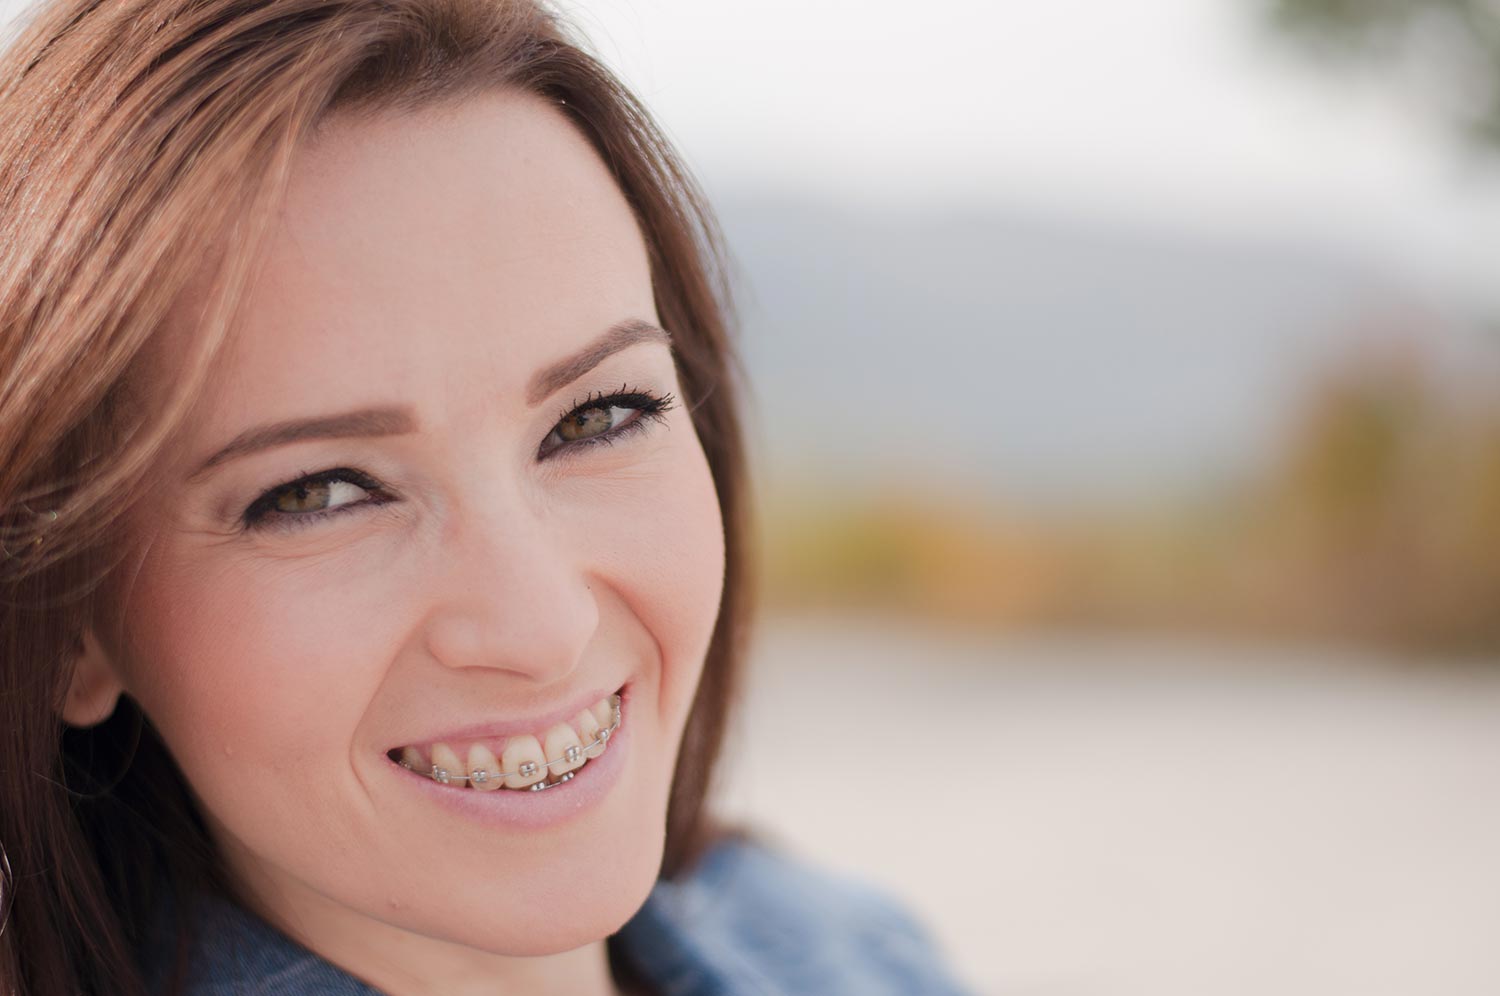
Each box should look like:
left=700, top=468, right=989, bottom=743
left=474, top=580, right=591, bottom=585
left=421, top=483, right=598, bottom=683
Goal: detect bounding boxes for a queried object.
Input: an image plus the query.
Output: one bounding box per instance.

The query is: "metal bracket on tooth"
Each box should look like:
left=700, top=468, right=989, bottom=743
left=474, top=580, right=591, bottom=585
left=528, top=770, right=575, bottom=791
left=401, top=694, right=622, bottom=788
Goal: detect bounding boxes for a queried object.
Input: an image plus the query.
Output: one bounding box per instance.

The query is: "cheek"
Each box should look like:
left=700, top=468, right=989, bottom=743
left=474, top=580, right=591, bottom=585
left=571, top=436, right=725, bottom=724
left=119, top=554, right=376, bottom=778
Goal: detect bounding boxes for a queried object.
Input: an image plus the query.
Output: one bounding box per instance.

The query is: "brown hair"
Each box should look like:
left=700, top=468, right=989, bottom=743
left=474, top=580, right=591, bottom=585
left=0, top=1, right=752, bottom=993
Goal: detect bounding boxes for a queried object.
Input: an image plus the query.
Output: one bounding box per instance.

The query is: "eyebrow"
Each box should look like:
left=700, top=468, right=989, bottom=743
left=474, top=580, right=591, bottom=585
left=525, top=318, right=670, bottom=406
left=187, top=318, right=671, bottom=482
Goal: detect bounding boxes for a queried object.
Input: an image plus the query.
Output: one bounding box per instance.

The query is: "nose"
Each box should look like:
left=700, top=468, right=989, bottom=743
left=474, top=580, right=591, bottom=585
left=420, top=494, right=599, bottom=686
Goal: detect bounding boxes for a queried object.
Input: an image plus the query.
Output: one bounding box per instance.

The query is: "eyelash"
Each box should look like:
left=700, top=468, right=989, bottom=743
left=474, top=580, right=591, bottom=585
left=239, top=385, right=678, bottom=533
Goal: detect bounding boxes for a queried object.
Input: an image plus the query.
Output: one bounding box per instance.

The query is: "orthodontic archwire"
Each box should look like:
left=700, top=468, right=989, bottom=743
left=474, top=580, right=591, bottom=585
left=402, top=694, right=621, bottom=792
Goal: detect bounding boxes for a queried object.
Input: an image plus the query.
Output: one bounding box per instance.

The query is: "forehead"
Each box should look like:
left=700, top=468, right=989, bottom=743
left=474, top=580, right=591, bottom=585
left=151, top=88, right=655, bottom=447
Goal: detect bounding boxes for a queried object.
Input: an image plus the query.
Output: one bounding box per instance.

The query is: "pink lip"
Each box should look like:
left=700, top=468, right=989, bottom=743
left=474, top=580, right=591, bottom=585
left=389, top=684, right=631, bottom=830
left=387, top=682, right=625, bottom=751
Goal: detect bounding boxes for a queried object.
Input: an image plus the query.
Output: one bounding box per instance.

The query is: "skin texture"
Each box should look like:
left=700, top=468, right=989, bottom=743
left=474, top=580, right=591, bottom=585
left=68, top=90, right=726, bottom=995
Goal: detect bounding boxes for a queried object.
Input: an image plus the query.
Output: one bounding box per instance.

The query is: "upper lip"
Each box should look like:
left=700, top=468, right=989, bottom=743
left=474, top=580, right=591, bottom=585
left=388, top=682, right=625, bottom=750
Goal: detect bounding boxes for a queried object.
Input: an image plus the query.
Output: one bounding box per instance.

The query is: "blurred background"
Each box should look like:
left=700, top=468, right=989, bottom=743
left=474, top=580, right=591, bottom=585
left=568, top=1, right=1500, bottom=993
left=3, top=0, right=1490, bottom=990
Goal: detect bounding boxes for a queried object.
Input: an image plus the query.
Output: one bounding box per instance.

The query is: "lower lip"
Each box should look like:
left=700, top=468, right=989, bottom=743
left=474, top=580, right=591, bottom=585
left=389, top=686, right=631, bottom=831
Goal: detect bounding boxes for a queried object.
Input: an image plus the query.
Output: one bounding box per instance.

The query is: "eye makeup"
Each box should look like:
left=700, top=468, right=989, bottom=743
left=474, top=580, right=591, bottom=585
left=238, top=385, right=678, bottom=533
left=536, top=384, right=676, bottom=460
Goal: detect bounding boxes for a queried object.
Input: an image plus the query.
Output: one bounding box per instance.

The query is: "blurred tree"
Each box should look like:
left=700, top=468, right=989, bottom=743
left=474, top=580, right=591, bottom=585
left=1267, top=0, right=1500, bottom=146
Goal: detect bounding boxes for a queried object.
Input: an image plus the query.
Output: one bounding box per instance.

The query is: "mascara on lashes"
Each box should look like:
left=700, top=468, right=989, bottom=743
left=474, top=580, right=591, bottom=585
left=239, top=386, right=678, bottom=532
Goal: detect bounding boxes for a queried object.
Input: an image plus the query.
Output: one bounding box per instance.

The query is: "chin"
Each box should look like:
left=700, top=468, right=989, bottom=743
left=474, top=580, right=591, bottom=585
left=492, top=826, right=665, bottom=956
left=379, top=768, right=671, bottom=957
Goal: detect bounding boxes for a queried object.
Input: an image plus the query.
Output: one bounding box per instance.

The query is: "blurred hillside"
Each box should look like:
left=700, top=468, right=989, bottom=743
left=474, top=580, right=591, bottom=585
left=754, top=341, right=1500, bottom=655
left=719, top=195, right=1500, bottom=656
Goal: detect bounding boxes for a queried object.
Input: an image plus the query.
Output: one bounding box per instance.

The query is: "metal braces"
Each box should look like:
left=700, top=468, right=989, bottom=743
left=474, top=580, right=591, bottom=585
left=401, top=694, right=621, bottom=792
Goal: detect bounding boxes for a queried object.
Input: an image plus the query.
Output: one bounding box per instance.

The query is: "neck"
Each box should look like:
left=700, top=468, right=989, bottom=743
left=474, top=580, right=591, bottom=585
left=309, top=916, right=618, bottom=996
left=222, top=846, right=621, bottom=996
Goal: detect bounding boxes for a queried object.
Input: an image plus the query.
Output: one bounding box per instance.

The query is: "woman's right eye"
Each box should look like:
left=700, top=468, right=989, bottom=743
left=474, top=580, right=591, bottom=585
left=242, top=468, right=390, bottom=532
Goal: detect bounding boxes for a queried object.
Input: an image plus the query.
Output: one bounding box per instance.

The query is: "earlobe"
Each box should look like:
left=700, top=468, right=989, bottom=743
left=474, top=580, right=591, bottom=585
left=61, top=628, right=126, bottom=728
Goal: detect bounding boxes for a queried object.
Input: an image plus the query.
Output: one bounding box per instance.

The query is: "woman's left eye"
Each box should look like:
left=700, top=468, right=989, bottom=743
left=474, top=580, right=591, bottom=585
left=537, top=387, right=676, bottom=460
left=240, top=388, right=677, bottom=533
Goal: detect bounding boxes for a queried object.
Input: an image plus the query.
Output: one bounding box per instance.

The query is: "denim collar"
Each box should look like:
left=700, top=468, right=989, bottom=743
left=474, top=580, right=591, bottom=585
left=140, top=836, right=972, bottom=996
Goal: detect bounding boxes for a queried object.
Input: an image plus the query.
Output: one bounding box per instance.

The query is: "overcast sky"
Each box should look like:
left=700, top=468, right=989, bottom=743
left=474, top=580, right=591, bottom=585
left=1, top=0, right=1492, bottom=312
left=566, top=0, right=1497, bottom=315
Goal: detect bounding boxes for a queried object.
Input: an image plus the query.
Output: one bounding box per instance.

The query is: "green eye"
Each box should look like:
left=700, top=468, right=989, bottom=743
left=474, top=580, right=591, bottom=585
left=555, top=405, right=622, bottom=443
left=538, top=387, right=677, bottom=460
left=273, top=480, right=327, bottom=513
left=270, top=478, right=369, bottom=514
left=242, top=468, right=389, bottom=532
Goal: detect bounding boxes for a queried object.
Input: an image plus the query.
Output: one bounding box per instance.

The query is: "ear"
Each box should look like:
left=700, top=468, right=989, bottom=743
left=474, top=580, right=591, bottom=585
left=61, top=628, right=126, bottom=728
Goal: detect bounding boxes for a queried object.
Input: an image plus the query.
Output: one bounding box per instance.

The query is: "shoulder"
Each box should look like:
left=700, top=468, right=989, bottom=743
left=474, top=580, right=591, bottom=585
left=613, top=833, right=975, bottom=996
left=137, top=885, right=381, bottom=996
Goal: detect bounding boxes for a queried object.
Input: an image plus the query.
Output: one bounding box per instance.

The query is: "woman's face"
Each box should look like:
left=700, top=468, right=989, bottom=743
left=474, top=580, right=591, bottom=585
left=95, top=91, right=725, bottom=970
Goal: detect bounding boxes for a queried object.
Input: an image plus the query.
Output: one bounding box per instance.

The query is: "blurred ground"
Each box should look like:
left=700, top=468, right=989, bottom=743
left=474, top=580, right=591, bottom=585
left=715, top=616, right=1500, bottom=996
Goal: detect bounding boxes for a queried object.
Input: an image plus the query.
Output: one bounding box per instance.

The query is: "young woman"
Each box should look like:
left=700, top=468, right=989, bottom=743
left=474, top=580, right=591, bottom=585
left=0, top=1, right=972, bottom=993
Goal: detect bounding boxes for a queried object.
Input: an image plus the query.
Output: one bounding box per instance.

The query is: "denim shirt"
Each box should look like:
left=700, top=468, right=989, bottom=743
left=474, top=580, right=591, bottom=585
left=140, top=836, right=975, bottom=995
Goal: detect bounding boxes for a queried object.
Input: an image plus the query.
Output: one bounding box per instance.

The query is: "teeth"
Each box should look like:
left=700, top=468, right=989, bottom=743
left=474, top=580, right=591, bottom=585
left=466, top=743, right=502, bottom=791
left=430, top=742, right=462, bottom=784
left=396, top=692, right=620, bottom=791
left=543, top=722, right=586, bottom=778
left=501, top=734, right=548, bottom=790
left=575, top=708, right=604, bottom=759
left=589, top=698, right=614, bottom=730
